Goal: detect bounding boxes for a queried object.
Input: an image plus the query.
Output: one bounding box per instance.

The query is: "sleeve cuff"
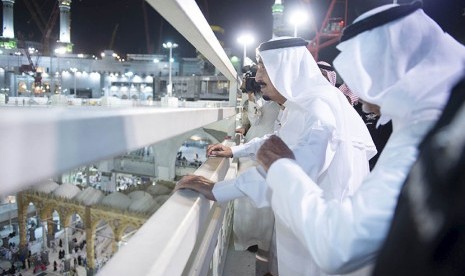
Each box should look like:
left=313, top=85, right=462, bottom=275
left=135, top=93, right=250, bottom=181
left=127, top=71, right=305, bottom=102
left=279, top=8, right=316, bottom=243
left=212, top=179, right=245, bottom=202
left=231, top=144, right=249, bottom=158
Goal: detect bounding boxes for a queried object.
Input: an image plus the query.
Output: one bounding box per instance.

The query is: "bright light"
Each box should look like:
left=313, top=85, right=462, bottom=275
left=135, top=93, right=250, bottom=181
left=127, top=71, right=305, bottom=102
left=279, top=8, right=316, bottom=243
left=289, top=10, right=308, bottom=37
left=112, top=53, right=118, bottom=57
left=170, top=58, right=174, bottom=63
left=125, top=71, right=134, bottom=77
left=153, top=58, right=160, bottom=63
left=132, top=75, right=142, bottom=83
left=90, top=72, right=100, bottom=80
left=289, top=10, right=308, bottom=26
left=77, top=53, right=84, bottom=58
left=70, top=67, right=78, bottom=73
left=162, top=42, right=178, bottom=49
left=237, top=34, right=254, bottom=46
left=237, top=33, right=255, bottom=67
left=101, top=52, right=105, bottom=57
left=54, top=47, right=66, bottom=55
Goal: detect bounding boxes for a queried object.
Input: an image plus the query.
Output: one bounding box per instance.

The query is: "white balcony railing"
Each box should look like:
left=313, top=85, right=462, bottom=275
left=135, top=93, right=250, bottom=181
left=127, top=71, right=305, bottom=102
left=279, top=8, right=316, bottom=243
left=100, top=143, right=238, bottom=276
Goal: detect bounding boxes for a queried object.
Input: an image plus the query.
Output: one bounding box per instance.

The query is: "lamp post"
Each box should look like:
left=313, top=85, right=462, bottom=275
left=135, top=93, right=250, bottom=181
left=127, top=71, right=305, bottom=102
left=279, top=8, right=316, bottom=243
left=290, top=10, right=308, bottom=37
left=237, top=34, right=254, bottom=67
left=162, top=42, right=178, bottom=97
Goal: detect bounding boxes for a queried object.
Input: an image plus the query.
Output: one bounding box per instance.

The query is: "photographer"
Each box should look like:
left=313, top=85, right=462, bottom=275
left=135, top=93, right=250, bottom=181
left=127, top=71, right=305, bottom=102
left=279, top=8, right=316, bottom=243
left=234, top=64, right=281, bottom=270
left=237, top=64, right=281, bottom=142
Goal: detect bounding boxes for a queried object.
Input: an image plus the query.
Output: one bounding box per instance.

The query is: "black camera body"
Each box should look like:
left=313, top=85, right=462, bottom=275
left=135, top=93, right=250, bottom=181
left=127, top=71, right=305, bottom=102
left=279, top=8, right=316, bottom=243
left=241, top=64, right=261, bottom=93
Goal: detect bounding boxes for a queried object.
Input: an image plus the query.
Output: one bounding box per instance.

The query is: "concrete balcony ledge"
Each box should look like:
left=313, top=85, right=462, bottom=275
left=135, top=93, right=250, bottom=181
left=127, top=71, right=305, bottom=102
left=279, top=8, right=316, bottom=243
left=100, top=141, right=237, bottom=276
left=0, top=106, right=235, bottom=196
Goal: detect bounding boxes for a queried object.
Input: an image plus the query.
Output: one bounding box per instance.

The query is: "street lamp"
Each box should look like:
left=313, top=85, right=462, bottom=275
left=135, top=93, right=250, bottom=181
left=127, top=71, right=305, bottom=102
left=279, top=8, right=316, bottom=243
left=237, top=34, right=254, bottom=67
left=162, top=41, right=178, bottom=97
left=289, top=10, right=308, bottom=37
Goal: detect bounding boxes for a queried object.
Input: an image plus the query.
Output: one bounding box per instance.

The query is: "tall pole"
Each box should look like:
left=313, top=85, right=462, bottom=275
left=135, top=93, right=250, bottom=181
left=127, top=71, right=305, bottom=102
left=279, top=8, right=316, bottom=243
left=163, top=42, right=178, bottom=97
left=168, top=47, right=172, bottom=97
left=294, top=24, right=298, bottom=37
left=237, top=34, right=254, bottom=67
left=243, top=43, right=247, bottom=67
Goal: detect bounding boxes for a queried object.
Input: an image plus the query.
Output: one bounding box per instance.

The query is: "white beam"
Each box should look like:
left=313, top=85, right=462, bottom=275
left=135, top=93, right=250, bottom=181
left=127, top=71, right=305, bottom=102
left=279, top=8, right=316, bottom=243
left=145, top=0, right=239, bottom=84
left=0, top=106, right=235, bottom=195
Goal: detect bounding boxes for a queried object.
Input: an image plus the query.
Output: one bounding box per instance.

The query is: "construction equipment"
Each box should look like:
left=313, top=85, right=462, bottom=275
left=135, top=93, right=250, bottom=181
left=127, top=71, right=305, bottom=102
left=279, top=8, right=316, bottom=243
left=109, top=24, right=119, bottom=50
left=18, top=43, right=42, bottom=92
left=307, top=0, right=348, bottom=60
left=22, top=0, right=59, bottom=55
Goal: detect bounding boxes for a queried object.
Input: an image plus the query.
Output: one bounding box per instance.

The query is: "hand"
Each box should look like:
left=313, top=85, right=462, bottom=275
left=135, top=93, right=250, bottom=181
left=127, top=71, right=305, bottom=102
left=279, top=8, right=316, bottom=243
left=206, top=143, right=233, bottom=158
left=247, top=92, right=255, bottom=102
left=257, top=135, right=295, bottom=172
left=175, top=175, right=216, bottom=201
left=235, top=127, right=246, bottom=135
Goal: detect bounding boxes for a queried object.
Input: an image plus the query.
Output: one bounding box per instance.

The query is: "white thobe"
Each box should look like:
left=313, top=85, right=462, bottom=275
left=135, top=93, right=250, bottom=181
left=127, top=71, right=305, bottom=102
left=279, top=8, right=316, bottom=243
left=244, top=99, right=281, bottom=141
left=234, top=99, right=280, bottom=251
left=266, top=120, right=435, bottom=274
left=213, top=99, right=373, bottom=275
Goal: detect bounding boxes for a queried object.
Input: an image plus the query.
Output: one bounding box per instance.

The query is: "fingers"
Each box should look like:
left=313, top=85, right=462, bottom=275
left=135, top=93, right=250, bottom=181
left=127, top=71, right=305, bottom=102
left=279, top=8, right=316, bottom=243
left=207, top=144, right=222, bottom=156
left=257, top=135, right=295, bottom=172
left=175, top=175, right=217, bottom=201
left=207, top=144, right=232, bottom=157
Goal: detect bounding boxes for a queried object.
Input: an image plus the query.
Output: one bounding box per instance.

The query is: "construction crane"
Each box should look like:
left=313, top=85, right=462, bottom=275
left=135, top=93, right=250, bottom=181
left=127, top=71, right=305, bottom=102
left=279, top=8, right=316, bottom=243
left=109, top=24, right=119, bottom=50
left=22, top=0, right=59, bottom=55
left=141, top=0, right=152, bottom=53
left=17, top=44, right=42, bottom=93
left=307, top=0, right=348, bottom=61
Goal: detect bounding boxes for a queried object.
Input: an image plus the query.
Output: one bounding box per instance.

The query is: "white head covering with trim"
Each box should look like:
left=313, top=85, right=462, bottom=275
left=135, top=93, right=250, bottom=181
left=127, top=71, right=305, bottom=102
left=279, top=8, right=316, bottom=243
left=258, top=36, right=377, bottom=181
left=334, top=3, right=465, bottom=127
left=317, top=61, right=337, bottom=86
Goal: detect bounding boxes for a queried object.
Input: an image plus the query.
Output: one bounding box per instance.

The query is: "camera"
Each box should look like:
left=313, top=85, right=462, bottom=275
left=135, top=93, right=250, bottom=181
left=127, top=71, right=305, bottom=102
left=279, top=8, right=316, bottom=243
left=241, top=64, right=261, bottom=93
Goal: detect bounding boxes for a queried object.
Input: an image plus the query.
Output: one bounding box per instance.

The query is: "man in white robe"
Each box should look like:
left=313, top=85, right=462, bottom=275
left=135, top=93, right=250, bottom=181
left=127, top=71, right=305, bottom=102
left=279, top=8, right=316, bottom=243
left=234, top=69, right=281, bottom=256
left=177, top=37, right=376, bottom=275
left=255, top=1, right=465, bottom=274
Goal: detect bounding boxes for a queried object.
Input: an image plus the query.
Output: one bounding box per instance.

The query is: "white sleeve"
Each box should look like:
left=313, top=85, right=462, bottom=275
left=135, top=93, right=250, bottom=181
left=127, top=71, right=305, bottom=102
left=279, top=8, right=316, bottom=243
left=212, top=167, right=271, bottom=207
left=231, top=133, right=274, bottom=159
left=212, top=179, right=245, bottom=202
left=266, top=149, right=413, bottom=274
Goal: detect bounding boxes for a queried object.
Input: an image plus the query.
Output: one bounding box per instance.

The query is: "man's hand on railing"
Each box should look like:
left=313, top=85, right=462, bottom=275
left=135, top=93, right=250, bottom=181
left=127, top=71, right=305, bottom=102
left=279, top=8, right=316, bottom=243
left=206, top=143, right=233, bottom=158
left=257, top=135, right=295, bottom=172
left=175, top=175, right=217, bottom=201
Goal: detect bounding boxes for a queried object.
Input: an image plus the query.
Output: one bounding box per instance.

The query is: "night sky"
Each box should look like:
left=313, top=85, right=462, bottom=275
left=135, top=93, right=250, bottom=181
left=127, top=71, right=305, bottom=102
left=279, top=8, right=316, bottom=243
left=4, top=0, right=465, bottom=62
